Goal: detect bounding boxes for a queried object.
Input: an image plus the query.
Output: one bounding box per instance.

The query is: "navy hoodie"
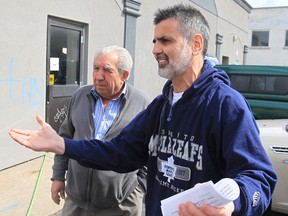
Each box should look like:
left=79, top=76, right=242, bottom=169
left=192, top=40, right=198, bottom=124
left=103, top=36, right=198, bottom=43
left=64, top=60, right=277, bottom=216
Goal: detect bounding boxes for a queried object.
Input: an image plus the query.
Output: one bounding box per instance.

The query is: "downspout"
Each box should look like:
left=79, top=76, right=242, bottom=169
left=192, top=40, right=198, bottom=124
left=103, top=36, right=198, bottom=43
left=123, top=0, right=141, bottom=85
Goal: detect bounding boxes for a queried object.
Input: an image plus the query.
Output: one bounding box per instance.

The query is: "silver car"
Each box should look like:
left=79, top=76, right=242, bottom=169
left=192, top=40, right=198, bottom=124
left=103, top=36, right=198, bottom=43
left=257, top=119, right=288, bottom=214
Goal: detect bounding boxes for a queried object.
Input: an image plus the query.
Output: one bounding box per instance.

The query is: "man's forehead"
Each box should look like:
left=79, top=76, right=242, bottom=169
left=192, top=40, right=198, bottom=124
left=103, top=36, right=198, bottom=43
left=96, top=53, right=117, bottom=64
left=154, top=20, right=180, bottom=35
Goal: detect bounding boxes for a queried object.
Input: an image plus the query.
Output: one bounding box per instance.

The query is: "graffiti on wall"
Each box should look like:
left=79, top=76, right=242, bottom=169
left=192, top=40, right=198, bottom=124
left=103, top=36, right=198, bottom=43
left=0, top=58, right=45, bottom=107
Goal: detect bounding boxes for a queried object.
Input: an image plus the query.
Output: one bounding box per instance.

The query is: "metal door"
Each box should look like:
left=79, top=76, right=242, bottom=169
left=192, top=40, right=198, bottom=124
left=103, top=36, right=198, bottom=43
left=46, top=17, right=88, bottom=132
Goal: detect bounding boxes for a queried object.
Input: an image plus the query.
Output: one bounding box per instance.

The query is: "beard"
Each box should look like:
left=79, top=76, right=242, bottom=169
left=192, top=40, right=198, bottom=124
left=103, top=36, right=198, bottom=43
left=158, top=42, right=191, bottom=80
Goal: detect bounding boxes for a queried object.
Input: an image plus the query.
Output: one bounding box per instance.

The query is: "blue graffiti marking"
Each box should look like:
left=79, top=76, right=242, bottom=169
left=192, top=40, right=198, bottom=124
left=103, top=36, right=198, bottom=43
left=0, top=202, right=19, bottom=212
left=0, top=58, right=45, bottom=107
left=21, top=78, right=45, bottom=107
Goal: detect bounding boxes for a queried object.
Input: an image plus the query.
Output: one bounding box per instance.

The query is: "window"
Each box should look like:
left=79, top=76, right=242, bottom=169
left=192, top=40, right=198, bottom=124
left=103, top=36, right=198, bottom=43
left=230, top=75, right=250, bottom=92
left=50, top=26, right=81, bottom=85
left=285, top=30, right=288, bottom=47
left=229, top=74, right=288, bottom=95
left=252, top=31, right=269, bottom=47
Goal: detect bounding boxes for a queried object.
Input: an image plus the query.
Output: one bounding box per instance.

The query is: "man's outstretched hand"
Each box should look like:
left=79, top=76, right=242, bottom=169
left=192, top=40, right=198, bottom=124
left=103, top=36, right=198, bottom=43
left=9, top=115, right=65, bottom=154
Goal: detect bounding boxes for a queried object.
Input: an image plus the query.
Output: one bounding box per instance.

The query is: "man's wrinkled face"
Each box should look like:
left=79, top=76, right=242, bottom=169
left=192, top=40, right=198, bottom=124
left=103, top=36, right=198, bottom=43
left=152, top=19, right=192, bottom=80
left=93, top=53, right=125, bottom=100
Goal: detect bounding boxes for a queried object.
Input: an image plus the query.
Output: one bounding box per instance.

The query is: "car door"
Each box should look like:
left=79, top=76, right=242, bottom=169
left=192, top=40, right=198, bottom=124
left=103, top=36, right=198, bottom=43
left=257, top=119, right=288, bottom=214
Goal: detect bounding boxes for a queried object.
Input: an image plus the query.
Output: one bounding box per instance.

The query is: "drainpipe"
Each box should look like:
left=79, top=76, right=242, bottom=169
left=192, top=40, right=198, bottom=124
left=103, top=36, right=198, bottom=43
left=123, top=0, right=141, bottom=85
left=216, top=33, right=223, bottom=63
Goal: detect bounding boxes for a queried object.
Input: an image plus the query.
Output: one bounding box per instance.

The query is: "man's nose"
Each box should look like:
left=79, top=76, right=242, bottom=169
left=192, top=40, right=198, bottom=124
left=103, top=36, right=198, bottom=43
left=95, top=70, right=104, bottom=80
left=152, top=42, right=162, bottom=56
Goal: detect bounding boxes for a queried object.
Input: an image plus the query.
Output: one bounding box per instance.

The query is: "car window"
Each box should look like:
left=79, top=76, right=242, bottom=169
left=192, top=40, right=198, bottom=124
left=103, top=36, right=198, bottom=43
left=230, top=74, right=288, bottom=95
left=274, top=76, right=288, bottom=94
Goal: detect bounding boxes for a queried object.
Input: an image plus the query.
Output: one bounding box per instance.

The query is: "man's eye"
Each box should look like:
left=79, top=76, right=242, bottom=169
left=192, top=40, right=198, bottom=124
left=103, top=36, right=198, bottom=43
left=104, top=68, right=112, bottom=73
left=162, top=39, right=169, bottom=43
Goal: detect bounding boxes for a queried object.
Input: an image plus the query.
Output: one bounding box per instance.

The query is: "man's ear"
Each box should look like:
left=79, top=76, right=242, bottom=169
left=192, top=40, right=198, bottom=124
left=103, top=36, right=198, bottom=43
left=191, top=34, right=203, bottom=55
left=122, top=70, right=130, bottom=81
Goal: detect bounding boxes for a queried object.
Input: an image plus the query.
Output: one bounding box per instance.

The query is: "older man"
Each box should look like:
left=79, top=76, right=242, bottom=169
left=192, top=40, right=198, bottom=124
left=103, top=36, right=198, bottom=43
left=50, top=46, right=150, bottom=216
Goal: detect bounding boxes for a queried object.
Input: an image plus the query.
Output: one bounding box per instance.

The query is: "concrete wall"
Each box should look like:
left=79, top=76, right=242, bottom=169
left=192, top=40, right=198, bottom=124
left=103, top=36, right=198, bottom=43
left=215, top=0, right=250, bottom=65
left=247, top=7, right=288, bottom=66
left=0, top=0, right=126, bottom=169
left=0, top=0, right=250, bottom=169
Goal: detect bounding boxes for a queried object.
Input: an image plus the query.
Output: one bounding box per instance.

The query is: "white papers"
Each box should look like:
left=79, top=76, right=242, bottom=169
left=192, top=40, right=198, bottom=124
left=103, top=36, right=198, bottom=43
left=161, top=178, right=240, bottom=216
left=50, top=57, right=59, bottom=71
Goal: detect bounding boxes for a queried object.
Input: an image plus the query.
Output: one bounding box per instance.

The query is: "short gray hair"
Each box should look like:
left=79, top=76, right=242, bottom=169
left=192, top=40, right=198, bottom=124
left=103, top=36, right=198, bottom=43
left=94, top=46, right=133, bottom=74
left=154, top=4, right=210, bottom=56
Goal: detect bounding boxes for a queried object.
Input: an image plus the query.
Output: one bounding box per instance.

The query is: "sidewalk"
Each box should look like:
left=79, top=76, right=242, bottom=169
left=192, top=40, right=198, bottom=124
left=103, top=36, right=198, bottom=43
left=0, top=153, right=64, bottom=216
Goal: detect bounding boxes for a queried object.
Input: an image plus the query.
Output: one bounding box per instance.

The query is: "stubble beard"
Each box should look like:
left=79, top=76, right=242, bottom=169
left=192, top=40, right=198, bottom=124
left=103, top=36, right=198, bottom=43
left=158, top=43, right=191, bottom=80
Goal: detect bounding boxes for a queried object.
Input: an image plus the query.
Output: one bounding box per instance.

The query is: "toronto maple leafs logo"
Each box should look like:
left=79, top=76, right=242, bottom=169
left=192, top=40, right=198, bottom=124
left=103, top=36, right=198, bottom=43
left=161, top=156, right=177, bottom=182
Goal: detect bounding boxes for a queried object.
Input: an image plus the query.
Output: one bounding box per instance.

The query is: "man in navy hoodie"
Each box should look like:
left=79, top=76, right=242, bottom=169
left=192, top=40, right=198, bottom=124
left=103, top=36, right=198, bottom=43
left=10, top=4, right=277, bottom=216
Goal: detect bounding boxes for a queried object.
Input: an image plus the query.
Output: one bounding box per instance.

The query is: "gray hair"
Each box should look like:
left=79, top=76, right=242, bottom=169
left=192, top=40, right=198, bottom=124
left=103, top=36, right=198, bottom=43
left=94, top=46, right=133, bottom=74
left=153, top=4, right=210, bottom=56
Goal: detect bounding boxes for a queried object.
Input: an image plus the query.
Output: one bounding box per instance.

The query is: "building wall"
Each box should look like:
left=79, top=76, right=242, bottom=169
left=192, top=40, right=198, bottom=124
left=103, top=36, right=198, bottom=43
left=214, top=0, right=251, bottom=65
left=0, top=0, right=250, bottom=169
left=247, top=7, right=288, bottom=66
left=0, top=0, right=126, bottom=169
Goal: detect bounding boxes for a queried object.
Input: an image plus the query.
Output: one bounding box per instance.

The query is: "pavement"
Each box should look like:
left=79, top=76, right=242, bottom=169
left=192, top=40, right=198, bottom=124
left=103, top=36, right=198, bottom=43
left=0, top=153, right=64, bottom=216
